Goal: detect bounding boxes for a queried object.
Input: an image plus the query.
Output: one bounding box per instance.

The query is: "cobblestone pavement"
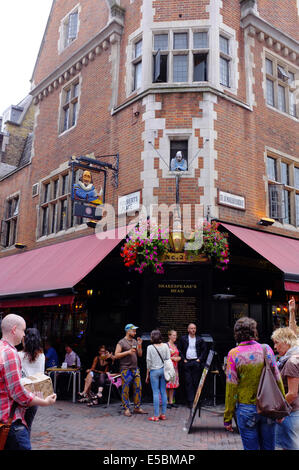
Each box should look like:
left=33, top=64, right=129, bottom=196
left=30, top=399, right=243, bottom=451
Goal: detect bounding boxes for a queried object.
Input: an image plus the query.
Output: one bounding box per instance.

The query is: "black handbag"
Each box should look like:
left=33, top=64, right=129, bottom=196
left=256, top=345, right=292, bottom=419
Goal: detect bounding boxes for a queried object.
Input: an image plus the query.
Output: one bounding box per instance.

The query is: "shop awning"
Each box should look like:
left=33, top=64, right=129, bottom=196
left=221, top=223, right=299, bottom=292
left=0, top=225, right=132, bottom=300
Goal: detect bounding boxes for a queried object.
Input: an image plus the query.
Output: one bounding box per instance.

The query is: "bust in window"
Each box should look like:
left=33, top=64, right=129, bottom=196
left=170, top=151, right=187, bottom=172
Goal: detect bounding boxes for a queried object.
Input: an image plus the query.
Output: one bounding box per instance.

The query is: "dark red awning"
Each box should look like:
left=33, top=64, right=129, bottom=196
left=0, top=295, right=75, bottom=308
left=0, top=225, right=132, bottom=299
left=284, top=282, right=299, bottom=293
left=221, top=223, right=299, bottom=292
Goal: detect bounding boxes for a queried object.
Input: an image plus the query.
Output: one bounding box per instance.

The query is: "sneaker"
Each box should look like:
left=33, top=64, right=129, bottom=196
left=159, top=414, right=166, bottom=420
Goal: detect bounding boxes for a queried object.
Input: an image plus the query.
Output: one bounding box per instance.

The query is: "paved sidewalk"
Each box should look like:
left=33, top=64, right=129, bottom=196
left=31, top=400, right=243, bottom=450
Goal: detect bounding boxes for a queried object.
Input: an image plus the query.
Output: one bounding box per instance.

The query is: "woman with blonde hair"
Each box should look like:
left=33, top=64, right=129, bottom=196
left=272, top=327, right=299, bottom=450
left=166, top=329, right=181, bottom=408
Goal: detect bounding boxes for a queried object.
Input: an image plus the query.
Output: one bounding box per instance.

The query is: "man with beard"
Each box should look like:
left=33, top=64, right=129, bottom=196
left=114, top=324, right=148, bottom=417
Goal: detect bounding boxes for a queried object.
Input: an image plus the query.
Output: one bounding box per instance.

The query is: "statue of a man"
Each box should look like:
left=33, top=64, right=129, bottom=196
left=74, top=170, right=103, bottom=205
left=170, top=151, right=187, bottom=171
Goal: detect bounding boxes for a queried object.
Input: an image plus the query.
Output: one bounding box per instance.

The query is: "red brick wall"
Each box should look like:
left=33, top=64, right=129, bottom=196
left=258, top=0, right=299, bottom=41
left=32, top=0, right=109, bottom=85
left=153, top=0, right=210, bottom=21
left=215, top=33, right=299, bottom=238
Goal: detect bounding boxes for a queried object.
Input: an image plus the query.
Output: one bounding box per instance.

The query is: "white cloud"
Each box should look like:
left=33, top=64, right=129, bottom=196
left=0, top=0, right=53, bottom=114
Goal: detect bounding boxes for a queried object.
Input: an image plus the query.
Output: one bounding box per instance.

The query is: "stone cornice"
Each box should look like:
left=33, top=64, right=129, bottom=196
left=112, top=84, right=252, bottom=116
left=30, top=18, right=124, bottom=104
left=241, top=12, right=299, bottom=63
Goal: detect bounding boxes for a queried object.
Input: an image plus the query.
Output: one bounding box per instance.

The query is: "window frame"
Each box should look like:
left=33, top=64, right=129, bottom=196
left=59, top=79, right=80, bottom=134
left=265, top=55, right=298, bottom=118
left=39, top=172, right=79, bottom=238
left=152, top=29, right=209, bottom=85
left=266, top=154, right=299, bottom=226
left=2, top=195, right=19, bottom=248
left=132, top=38, right=143, bottom=92
left=219, top=35, right=232, bottom=88
left=59, top=7, right=79, bottom=52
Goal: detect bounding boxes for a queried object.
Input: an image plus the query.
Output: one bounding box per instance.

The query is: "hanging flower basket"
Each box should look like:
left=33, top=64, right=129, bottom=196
left=120, top=222, right=170, bottom=274
left=121, top=220, right=229, bottom=274
left=185, top=221, right=230, bottom=270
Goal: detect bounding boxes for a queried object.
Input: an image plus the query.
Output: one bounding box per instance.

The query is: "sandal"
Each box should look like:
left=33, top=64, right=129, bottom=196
left=148, top=416, right=159, bottom=422
left=87, top=398, right=99, bottom=406
left=78, top=392, right=87, bottom=398
left=78, top=396, right=89, bottom=403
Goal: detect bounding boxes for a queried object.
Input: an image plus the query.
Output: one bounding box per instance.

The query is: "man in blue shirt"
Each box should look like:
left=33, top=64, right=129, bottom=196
left=45, top=340, right=59, bottom=368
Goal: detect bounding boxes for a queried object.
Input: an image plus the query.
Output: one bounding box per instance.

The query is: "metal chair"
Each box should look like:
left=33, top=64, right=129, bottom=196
left=106, top=374, right=121, bottom=407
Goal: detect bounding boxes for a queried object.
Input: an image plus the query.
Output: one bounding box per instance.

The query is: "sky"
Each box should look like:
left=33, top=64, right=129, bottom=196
left=0, top=0, right=53, bottom=114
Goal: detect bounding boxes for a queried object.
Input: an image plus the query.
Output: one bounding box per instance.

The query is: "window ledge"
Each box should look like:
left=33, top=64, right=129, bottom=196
left=266, top=104, right=298, bottom=121
left=36, top=223, right=88, bottom=242
left=58, top=124, right=77, bottom=137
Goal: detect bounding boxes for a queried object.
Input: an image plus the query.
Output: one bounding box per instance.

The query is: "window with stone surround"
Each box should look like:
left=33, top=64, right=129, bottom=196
left=219, top=35, right=231, bottom=88
left=1, top=195, right=19, bottom=248
left=59, top=8, right=79, bottom=52
left=39, top=171, right=80, bottom=238
left=59, top=80, right=80, bottom=134
left=153, top=30, right=209, bottom=84
left=265, top=56, right=297, bottom=118
left=132, top=39, right=142, bottom=91
left=267, top=155, right=299, bottom=226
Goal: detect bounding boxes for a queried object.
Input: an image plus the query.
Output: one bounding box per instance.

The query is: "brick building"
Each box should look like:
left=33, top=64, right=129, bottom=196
left=0, top=0, right=298, bottom=373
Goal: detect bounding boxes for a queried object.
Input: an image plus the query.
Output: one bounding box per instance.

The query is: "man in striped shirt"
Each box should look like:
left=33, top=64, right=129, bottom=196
left=0, top=314, right=57, bottom=450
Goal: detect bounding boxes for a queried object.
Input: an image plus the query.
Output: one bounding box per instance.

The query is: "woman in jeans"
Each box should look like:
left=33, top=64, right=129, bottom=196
left=272, top=326, right=299, bottom=450
left=224, top=317, right=284, bottom=450
left=146, top=329, right=170, bottom=422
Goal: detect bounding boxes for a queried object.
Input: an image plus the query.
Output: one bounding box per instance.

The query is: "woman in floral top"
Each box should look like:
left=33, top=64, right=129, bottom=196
left=224, top=317, right=284, bottom=450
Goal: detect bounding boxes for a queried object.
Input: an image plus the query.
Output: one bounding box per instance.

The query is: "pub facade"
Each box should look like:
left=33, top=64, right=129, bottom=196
left=0, top=0, right=298, bottom=370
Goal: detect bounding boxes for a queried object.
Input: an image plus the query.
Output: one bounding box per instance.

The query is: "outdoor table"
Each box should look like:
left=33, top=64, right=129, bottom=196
left=46, top=367, right=81, bottom=403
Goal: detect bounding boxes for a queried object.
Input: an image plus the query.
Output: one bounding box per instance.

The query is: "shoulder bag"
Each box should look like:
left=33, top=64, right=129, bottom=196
left=0, top=402, right=17, bottom=451
left=256, top=344, right=292, bottom=419
left=153, top=345, right=176, bottom=383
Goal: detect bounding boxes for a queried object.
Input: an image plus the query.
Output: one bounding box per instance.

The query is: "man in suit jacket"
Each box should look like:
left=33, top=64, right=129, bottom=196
left=179, top=323, right=207, bottom=408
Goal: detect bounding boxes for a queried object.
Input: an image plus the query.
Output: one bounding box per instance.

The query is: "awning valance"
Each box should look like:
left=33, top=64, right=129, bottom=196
left=0, top=295, right=75, bottom=309
left=221, top=223, right=299, bottom=292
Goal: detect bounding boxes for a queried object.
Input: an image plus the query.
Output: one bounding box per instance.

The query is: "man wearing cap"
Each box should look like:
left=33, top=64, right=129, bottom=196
left=114, top=324, right=147, bottom=417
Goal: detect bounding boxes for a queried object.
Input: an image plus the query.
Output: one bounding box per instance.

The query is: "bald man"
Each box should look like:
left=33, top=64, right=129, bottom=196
left=0, top=314, right=56, bottom=450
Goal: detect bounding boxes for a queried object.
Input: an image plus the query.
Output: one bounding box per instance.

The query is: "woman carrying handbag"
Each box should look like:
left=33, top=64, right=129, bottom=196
left=146, top=330, right=170, bottom=422
left=224, top=317, right=284, bottom=450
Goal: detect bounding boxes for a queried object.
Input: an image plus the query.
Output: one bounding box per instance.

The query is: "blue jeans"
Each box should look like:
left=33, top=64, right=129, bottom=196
left=150, top=367, right=167, bottom=417
left=4, top=420, right=31, bottom=450
left=236, top=404, right=275, bottom=450
left=25, top=406, right=38, bottom=436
